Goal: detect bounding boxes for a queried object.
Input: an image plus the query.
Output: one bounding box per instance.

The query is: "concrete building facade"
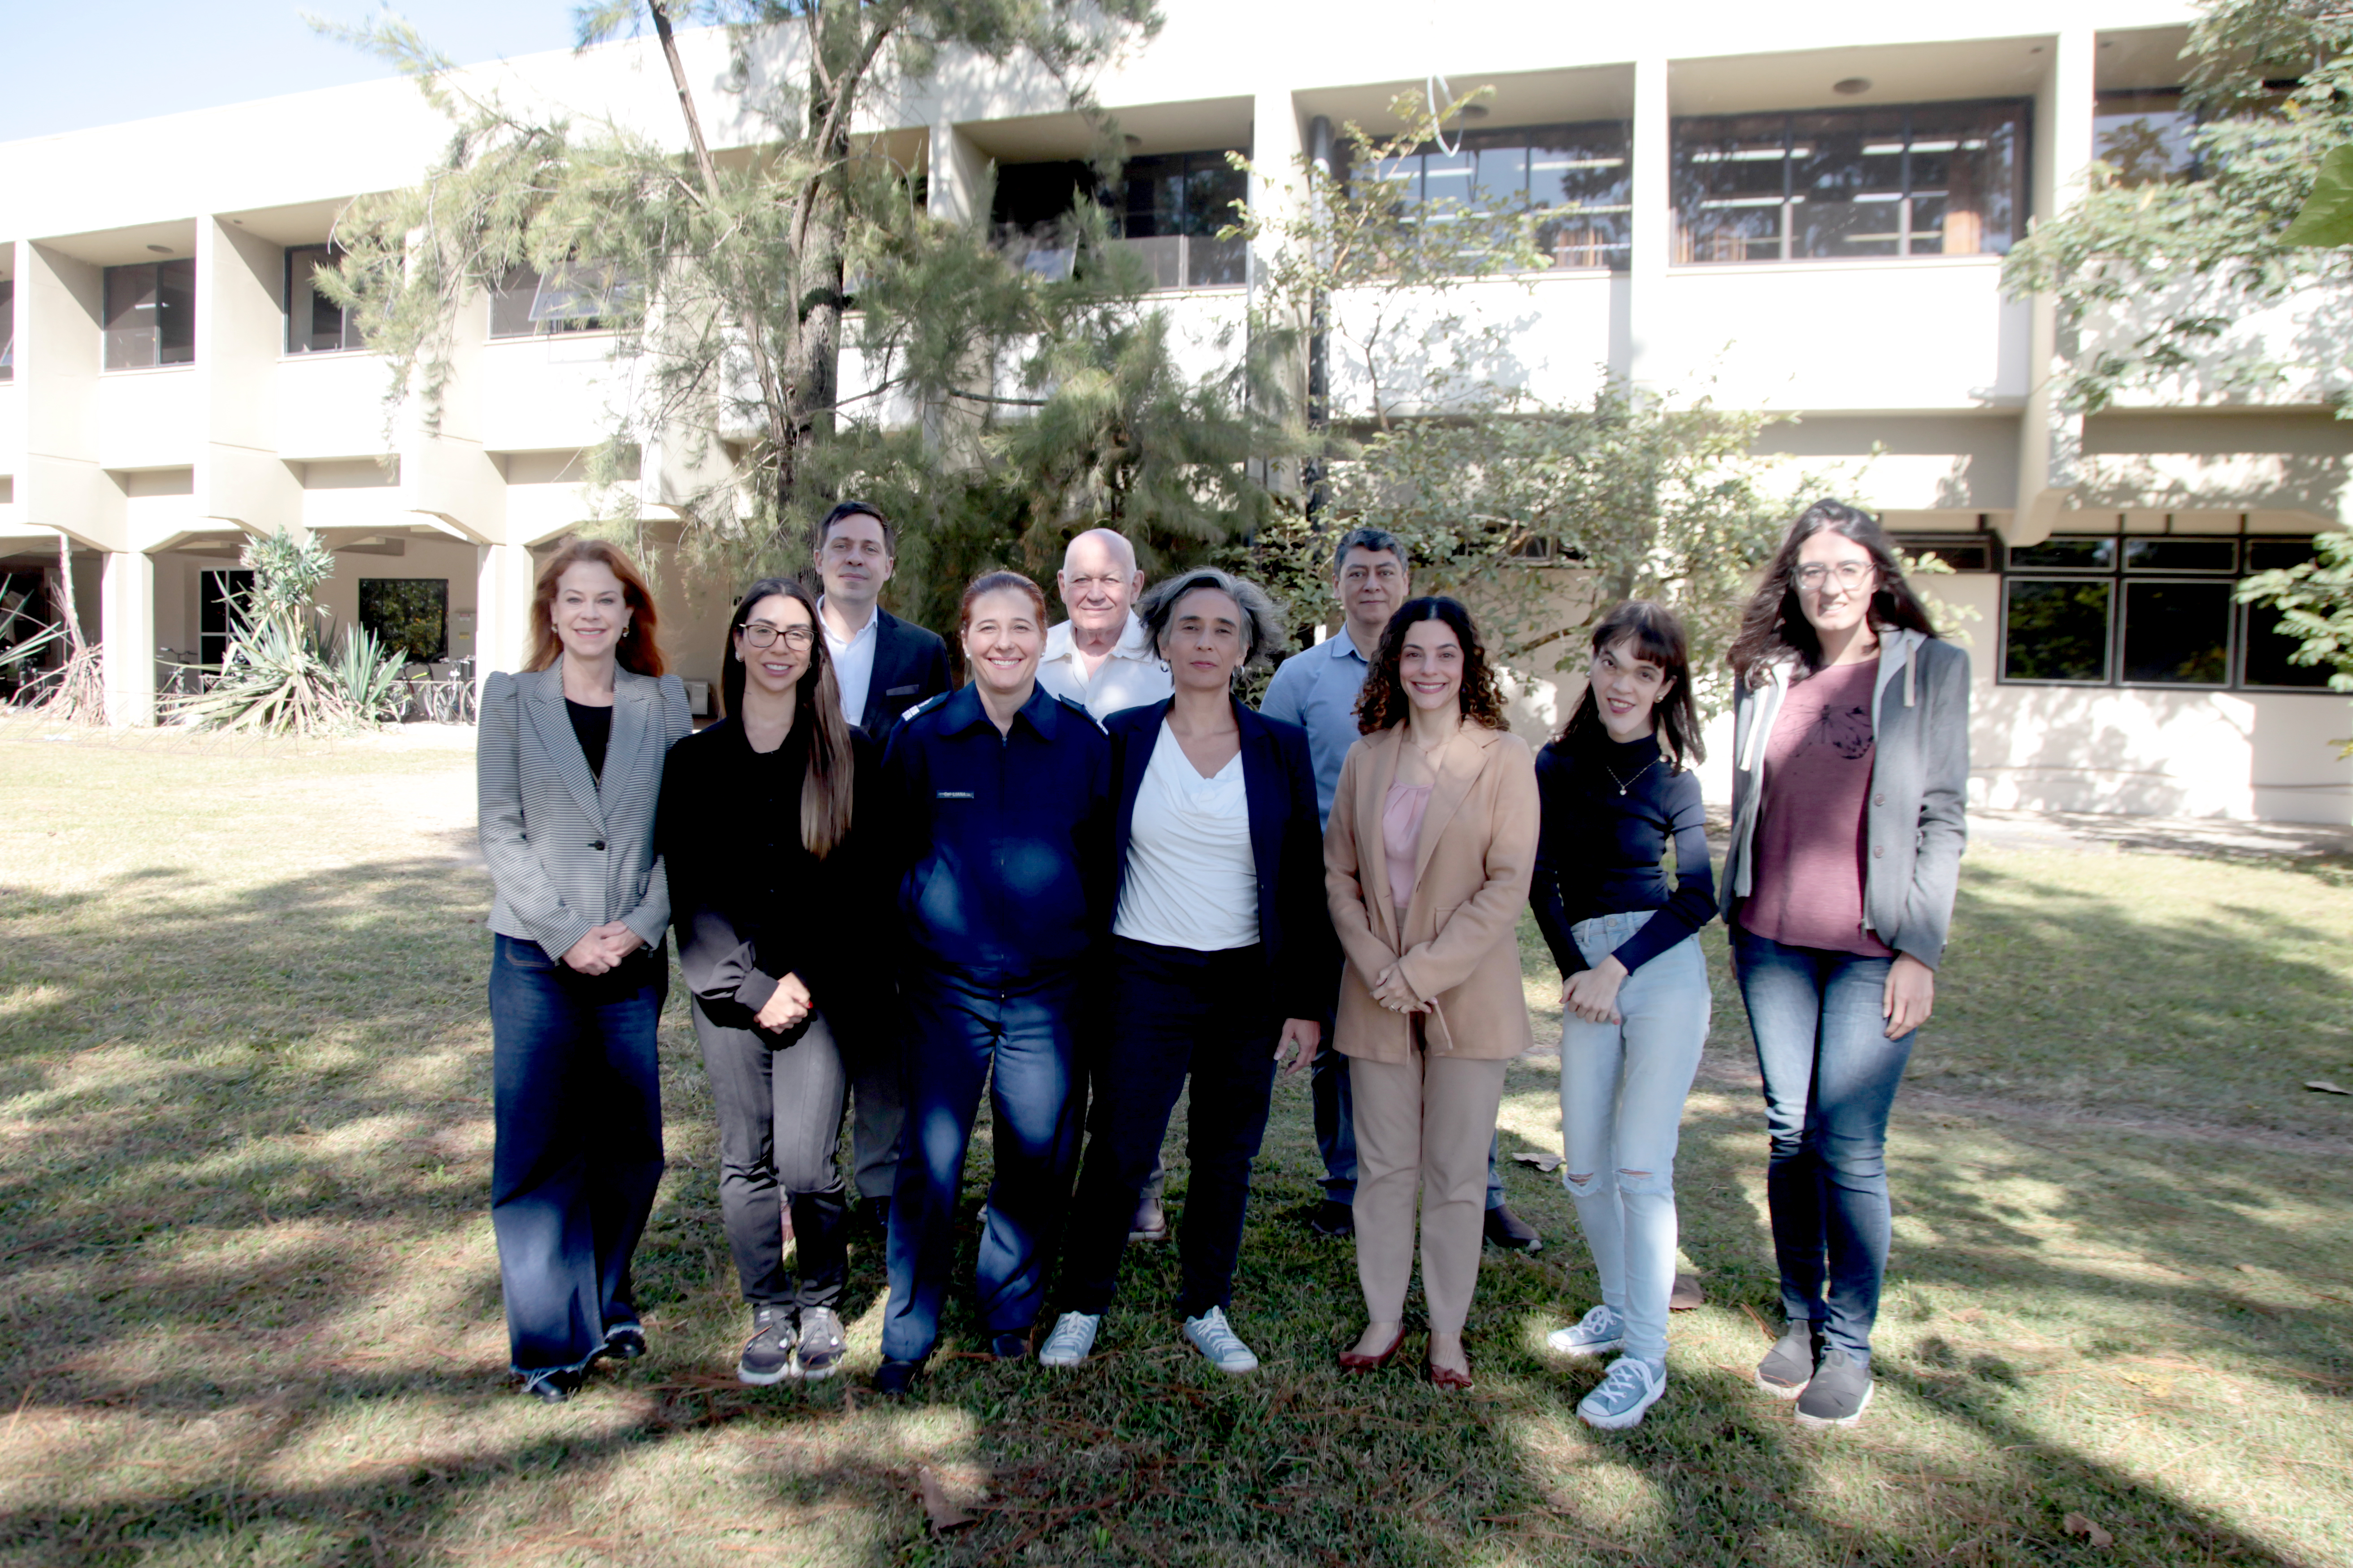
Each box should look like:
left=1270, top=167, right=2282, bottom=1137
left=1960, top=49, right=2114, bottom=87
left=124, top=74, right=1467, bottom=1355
left=2, top=1, right=2349, bottom=819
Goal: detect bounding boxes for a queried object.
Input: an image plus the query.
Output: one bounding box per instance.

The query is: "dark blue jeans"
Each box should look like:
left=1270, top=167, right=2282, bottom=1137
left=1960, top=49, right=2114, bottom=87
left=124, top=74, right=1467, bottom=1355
left=487, top=933, right=667, bottom=1377
left=1731, top=926, right=1918, bottom=1364
left=881, top=965, right=1083, bottom=1364
left=1061, top=939, right=1280, bottom=1321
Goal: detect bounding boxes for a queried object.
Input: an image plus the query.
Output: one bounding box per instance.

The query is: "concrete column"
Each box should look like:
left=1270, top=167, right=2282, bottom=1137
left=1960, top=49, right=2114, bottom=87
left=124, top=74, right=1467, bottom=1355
left=2013, top=29, right=2097, bottom=546
left=474, top=539, right=537, bottom=685
left=101, top=549, right=156, bottom=725
left=1625, top=56, right=1671, bottom=394
left=21, top=241, right=120, bottom=552
left=196, top=216, right=303, bottom=537
left=925, top=121, right=989, bottom=227
left=1251, top=86, right=1308, bottom=492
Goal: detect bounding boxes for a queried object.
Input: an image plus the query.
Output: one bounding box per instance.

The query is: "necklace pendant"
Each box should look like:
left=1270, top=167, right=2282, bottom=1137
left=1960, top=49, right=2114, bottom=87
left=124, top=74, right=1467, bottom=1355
left=1618, top=786, right=1627, bottom=796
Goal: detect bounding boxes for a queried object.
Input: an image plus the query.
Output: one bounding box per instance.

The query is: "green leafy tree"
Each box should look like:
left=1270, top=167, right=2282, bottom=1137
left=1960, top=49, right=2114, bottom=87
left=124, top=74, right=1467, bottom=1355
left=320, top=0, right=1305, bottom=627
left=2001, top=0, right=2353, bottom=413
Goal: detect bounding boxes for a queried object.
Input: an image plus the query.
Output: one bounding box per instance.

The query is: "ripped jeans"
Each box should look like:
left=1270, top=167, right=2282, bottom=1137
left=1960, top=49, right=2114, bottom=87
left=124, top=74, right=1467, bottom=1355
left=1559, top=911, right=1711, bottom=1365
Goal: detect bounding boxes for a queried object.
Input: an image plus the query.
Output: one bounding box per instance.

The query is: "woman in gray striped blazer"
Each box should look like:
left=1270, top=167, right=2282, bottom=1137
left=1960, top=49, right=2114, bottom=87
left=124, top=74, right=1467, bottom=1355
left=477, top=537, right=693, bottom=1403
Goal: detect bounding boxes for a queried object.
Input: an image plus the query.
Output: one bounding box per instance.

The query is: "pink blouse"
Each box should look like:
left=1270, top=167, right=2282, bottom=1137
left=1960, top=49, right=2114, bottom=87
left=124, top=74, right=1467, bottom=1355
left=1382, top=781, right=1434, bottom=919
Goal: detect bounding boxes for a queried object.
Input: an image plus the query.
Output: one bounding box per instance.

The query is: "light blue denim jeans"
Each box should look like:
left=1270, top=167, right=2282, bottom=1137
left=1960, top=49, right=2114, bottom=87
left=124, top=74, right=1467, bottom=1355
left=1559, top=911, right=1711, bottom=1364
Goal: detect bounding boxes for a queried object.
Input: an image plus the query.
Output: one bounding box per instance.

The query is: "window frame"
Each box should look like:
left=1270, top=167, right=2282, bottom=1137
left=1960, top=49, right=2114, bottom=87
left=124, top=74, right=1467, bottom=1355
left=358, top=577, right=452, bottom=664
left=284, top=244, right=368, bottom=355
left=1349, top=117, right=1634, bottom=274
left=101, top=258, right=197, bottom=372
left=1988, top=523, right=2334, bottom=693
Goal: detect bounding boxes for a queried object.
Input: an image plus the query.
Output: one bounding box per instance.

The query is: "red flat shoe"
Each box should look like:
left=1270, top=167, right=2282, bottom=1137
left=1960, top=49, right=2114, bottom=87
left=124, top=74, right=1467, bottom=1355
left=1425, top=1356, right=1474, bottom=1391
left=1338, top=1325, right=1408, bottom=1372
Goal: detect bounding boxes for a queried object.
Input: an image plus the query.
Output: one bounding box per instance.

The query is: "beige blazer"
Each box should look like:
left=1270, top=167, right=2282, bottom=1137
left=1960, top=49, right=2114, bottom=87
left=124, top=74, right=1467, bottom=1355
left=1323, top=723, right=1539, bottom=1064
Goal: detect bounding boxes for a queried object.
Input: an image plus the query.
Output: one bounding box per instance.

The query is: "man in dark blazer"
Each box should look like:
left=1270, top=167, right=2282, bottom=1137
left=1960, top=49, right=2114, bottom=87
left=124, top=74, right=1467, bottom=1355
left=813, top=500, right=951, bottom=1237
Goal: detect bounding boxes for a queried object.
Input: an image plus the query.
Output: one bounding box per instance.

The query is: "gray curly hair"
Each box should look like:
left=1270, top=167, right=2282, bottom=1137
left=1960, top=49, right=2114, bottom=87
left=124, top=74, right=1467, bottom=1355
left=1138, top=567, right=1291, bottom=676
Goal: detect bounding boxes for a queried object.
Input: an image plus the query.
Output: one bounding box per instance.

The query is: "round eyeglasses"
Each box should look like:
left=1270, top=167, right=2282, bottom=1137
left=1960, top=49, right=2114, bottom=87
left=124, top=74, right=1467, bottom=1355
left=1794, top=561, right=1875, bottom=592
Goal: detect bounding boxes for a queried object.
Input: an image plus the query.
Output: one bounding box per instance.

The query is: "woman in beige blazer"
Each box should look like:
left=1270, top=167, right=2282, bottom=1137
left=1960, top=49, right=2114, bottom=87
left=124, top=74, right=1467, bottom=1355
left=1324, top=597, right=1538, bottom=1390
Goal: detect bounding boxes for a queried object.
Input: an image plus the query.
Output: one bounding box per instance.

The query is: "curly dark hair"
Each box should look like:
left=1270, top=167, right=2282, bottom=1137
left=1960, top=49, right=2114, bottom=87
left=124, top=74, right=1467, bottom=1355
left=1727, top=498, right=1939, bottom=684
left=1355, top=597, right=1509, bottom=734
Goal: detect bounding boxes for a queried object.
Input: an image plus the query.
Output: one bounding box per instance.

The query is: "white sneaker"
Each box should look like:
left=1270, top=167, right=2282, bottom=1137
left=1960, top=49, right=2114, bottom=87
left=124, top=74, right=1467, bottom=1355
left=1546, top=1303, right=1625, bottom=1358
left=1038, top=1312, right=1100, bottom=1368
left=1182, top=1307, right=1259, bottom=1374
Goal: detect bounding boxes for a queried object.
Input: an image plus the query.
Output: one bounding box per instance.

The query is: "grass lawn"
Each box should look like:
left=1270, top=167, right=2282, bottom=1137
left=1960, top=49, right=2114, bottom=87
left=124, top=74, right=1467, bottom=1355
left=2, top=716, right=2349, bottom=1567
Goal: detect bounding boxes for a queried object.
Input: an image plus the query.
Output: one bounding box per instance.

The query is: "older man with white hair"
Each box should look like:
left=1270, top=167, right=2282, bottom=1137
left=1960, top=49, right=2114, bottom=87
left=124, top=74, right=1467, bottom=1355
left=1037, top=528, right=1174, bottom=721
left=1036, top=525, right=1177, bottom=1243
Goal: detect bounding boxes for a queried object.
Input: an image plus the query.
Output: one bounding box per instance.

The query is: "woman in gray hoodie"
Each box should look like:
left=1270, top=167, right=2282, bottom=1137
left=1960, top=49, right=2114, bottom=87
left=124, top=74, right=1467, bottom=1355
left=1720, top=499, right=1969, bottom=1432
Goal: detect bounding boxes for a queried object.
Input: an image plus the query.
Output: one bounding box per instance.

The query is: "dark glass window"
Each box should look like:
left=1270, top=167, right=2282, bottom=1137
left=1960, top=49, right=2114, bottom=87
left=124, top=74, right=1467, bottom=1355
left=2240, top=538, right=2334, bottom=689
left=1350, top=120, right=1632, bottom=271
left=1674, top=99, right=2026, bottom=264
left=199, top=568, right=256, bottom=667
left=2008, top=535, right=2116, bottom=570
left=2093, top=89, right=2196, bottom=186
left=0, top=279, right=13, bottom=381
left=2246, top=537, right=2317, bottom=572
left=1894, top=534, right=1998, bottom=572
left=993, top=151, right=1250, bottom=290
left=103, top=259, right=196, bottom=369
left=286, top=245, right=367, bottom=354
left=2125, top=537, right=2236, bottom=572
left=2004, top=579, right=2113, bottom=682
left=360, top=579, right=450, bottom=663
left=2120, top=580, right=2231, bottom=684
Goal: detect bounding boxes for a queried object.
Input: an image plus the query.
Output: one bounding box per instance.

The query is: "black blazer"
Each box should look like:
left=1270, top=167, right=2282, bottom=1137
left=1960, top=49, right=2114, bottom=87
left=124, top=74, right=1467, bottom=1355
left=1107, top=697, right=1338, bottom=1022
left=859, top=608, right=953, bottom=743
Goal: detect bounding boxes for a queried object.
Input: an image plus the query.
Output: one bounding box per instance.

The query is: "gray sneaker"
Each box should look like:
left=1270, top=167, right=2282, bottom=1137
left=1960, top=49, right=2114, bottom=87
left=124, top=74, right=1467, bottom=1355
left=738, top=1304, right=799, bottom=1386
left=1546, top=1303, right=1625, bottom=1358
left=1181, top=1307, right=1259, bottom=1374
left=1038, top=1311, right=1100, bottom=1368
left=1794, top=1350, right=1872, bottom=1429
left=1577, top=1356, right=1667, bottom=1430
left=795, top=1306, right=847, bottom=1382
left=1756, top=1318, right=1820, bottom=1399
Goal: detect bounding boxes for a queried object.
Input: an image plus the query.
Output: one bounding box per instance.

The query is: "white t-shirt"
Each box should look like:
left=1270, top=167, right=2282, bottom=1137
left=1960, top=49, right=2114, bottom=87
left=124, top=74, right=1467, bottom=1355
left=819, top=596, right=879, bottom=725
left=1113, top=723, right=1259, bottom=952
left=1036, top=612, right=1172, bottom=721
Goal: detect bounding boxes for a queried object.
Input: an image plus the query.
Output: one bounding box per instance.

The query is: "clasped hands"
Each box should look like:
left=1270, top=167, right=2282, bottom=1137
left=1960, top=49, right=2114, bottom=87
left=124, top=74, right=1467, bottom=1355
left=561, top=921, right=644, bottom=975
left=1370, top=962, right=1427, bottom=1016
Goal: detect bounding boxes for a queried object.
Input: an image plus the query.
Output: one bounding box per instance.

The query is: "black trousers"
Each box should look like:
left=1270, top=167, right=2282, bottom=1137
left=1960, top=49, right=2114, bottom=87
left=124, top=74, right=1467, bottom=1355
left=692, top=1001, right=850, bottom=1311
left=1060, top=938, right=1280, bottom=1321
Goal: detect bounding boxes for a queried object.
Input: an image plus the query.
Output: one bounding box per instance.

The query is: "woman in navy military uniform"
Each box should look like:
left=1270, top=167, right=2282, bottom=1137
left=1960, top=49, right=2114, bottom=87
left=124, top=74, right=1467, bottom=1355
left=872, top=570, right=1116, bottom=1395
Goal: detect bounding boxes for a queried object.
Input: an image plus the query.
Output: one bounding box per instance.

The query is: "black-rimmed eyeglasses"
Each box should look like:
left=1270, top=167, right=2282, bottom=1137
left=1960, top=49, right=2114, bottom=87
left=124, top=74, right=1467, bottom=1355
left=740, top=624, right=815, bottom=650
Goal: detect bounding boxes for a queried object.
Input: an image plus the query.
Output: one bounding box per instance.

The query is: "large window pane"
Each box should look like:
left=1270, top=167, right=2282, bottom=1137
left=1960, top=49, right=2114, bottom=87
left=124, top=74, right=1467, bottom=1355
left=2004, top=579, right=2112, bottom=681
left=2094, top=90, right=2196, bottom=186
left=199, top=569, right=256, bottom=667
left=2121, top=580, right=2231, bottom=684
left=1675, top=113, right=1787, bottom=263
left=287, top=245, right=350, bottom=354
left=2242, top=603, right=2336, bottom=688
left=489, top=265, right=540, bottom=338
left=1527, top=125, right=1631, bottom=269
left=1791, top=110, right=1905, bottom=259
left=104, top=264, right=160, bottom=369
left=1180, top=157, right=1245, bottom=236
left=2245, top=537, right=2317, bottom=572
left=360, top=578, right=450, bottom=663
left=1909, top=101, right=2022, bottom=255
left=157, top=259, right=195, bottom=365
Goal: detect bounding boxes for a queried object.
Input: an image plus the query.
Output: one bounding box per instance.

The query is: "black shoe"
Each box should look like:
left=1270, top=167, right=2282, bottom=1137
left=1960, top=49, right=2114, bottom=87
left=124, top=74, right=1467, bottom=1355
left=1756, top=1318, right=1821, bottom=1399
left=863, top=1196, right=891, bottom=1240
left=990, top=1330, right=1031, bottom=1361
left=1483, top=1204, right=1542, bottom=1254
left=797, top=1306, right=847, bottom=1382
left=520, top=1368, right=584, bottom=1403
left=1308, top=1198, right=1355, bottom=1238
left=1794, top=1350, right=1873, bottom=1429
left=738, top=1304, right=800, bottom=1387
left=1128, top=1193, right=1169, bottom=1243
left=872, top=1357, right=923, bottom=1397
left=601, top=1323, right=647, bottom=1363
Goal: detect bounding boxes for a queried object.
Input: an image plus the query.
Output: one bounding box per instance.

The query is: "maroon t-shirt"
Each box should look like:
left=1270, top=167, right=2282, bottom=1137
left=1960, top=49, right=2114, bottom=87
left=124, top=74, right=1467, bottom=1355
left=1739, top=659, right=1895, bottom=957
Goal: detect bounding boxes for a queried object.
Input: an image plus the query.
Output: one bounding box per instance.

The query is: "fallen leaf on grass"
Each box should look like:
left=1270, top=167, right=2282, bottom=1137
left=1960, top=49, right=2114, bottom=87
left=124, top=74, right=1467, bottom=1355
left=2305, top=1079, right=2351, bottom=1095
left=1512, top=1152, right=1564, bottom=1172
left=2063, top=1512, right=2114, bottom=1549
left=1669, top=1274, right=1704, bottom=1311
left=916, top=1467, right=975, bottom=1532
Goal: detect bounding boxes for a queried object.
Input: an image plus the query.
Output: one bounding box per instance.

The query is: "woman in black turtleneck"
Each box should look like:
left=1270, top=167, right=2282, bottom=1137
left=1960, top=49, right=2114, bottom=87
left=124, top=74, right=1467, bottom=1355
left=1527, top=600, right=1715, bottom=1434
left=658, top=576, right=879, bottom=1389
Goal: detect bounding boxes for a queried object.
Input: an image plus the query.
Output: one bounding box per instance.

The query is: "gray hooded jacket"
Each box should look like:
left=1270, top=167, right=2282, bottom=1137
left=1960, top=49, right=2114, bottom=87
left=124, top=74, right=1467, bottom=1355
left=1718, top=627, right=1970, bottom=969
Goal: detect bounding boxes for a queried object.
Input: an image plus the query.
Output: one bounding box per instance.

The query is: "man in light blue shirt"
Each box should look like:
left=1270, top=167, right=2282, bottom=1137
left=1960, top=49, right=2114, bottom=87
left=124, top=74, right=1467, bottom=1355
left=1259, top=527, right=1541, bottom=1252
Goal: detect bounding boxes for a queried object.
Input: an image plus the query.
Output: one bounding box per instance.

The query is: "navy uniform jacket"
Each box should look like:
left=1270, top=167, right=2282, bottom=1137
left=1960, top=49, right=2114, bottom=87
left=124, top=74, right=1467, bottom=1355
left=881, top=681, right=1116, bottom=979
left=1105, top=698, right=1339, bottom=1022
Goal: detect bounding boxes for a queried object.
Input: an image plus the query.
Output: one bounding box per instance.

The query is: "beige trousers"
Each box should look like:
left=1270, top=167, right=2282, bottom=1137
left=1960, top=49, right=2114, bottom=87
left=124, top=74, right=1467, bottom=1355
left=1349, top=1044, right=1510, bottom=1335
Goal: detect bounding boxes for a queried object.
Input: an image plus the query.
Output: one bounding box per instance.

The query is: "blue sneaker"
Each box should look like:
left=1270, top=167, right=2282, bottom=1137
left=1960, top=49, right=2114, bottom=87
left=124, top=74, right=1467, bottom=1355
left=1546, top=1304, right=1625, bottom=1358
left=1578, top=1356, right=1666, bottom=1430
